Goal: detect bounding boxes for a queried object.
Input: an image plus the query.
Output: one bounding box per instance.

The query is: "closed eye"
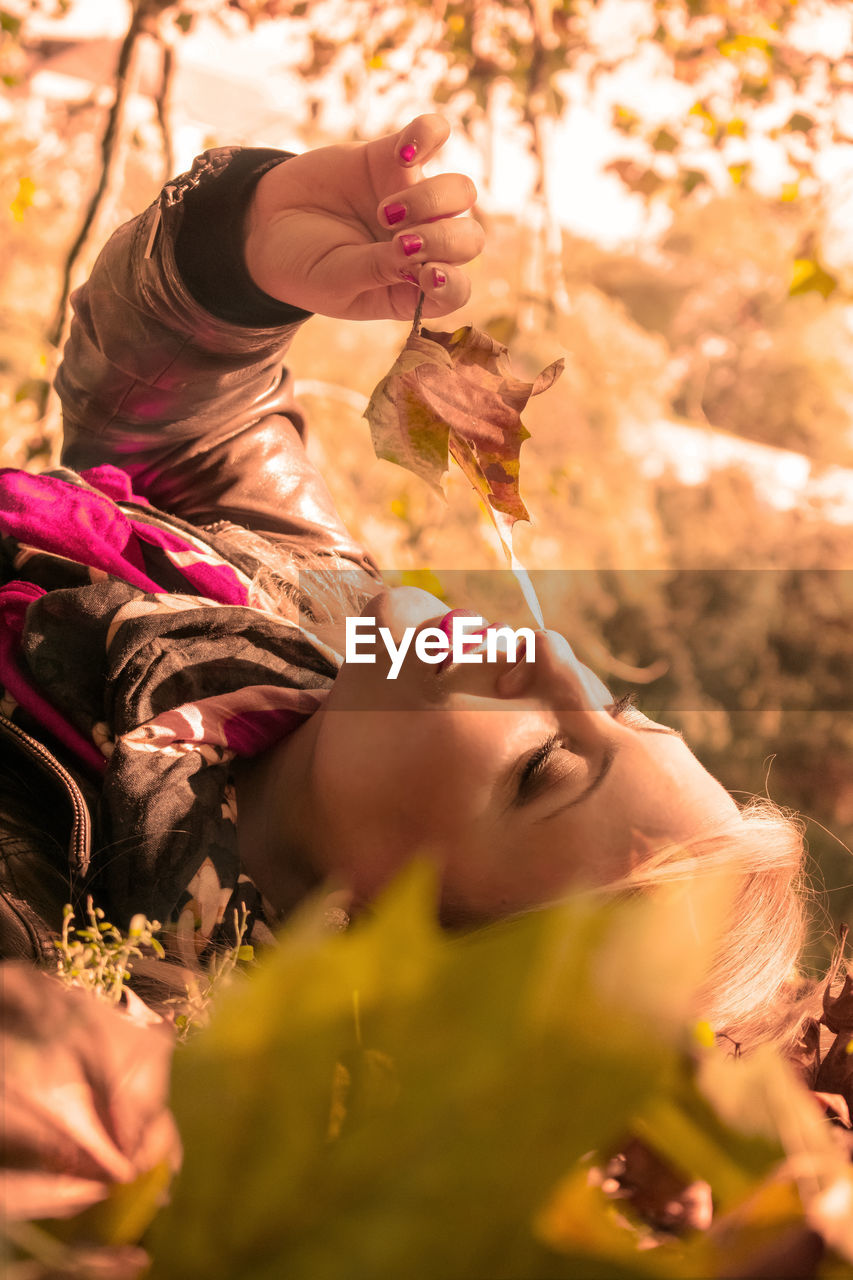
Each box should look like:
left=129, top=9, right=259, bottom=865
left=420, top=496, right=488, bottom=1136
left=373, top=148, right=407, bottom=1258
left=517, top=695, right=634, bottom=801
left=515, top=733, right=561, bottom=802
left=515, top=695, right=681, bottom=807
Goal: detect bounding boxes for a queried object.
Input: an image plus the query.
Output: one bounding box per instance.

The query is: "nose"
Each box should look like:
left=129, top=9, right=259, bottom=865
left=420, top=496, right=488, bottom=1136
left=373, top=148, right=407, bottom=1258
left=494, top=629, right=612, bottom=710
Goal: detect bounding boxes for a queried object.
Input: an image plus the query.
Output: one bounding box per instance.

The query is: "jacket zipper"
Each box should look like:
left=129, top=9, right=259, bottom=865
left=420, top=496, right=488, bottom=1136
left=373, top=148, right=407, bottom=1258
left=0, top=716, right=92, bottom=876
left=145, top=148, right=239, bottom=260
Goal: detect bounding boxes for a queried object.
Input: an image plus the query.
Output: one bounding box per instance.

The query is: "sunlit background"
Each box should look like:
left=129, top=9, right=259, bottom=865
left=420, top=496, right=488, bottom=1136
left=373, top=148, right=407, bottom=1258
left=1, top=0, right=852, bottom=938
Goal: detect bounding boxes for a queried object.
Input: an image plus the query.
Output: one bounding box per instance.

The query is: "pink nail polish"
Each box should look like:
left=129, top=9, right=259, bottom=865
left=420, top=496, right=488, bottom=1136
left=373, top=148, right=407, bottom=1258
left=432, top=267, right=447, bottom=287
left=384, top=202, right=407, bottom=226
left=399, top=270, right=418, bottom=284
left=400, top=233, right=423, bottom=256
left=399, top=142, right=417, bottom=164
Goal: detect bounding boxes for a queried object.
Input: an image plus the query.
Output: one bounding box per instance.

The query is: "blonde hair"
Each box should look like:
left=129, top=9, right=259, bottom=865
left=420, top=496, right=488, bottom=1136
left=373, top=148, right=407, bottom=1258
left=621, top=797, right=821, bottom=1057
left=204, top=521, right=376, bottom=628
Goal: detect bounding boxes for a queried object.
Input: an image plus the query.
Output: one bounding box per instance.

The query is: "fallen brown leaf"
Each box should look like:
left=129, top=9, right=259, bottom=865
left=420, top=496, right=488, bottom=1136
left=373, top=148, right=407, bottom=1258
left=365, top=322, right=564, bottom=549
left=815, top=973, right=853, bottom=1124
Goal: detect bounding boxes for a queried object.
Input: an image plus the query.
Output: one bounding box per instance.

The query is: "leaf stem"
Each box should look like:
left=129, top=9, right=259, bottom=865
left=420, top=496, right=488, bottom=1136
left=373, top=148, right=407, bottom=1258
left=411, top=289, right=425, bottom=337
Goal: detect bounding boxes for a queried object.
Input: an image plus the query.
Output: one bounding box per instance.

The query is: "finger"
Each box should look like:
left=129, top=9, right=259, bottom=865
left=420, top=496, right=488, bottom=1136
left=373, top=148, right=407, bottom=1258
left=366, top=113, right=450, bottom=203
left=384, top=264, right=468, bottom=320
left=346, top=263, right=470, bottom=321
left=391, top=217, right=484, bottom=269
left=377, top=173, right=478, bottom=233
left=416, top=262, right=471, bottom=318
left=366, top=113, right=451, bottom=199
left=395, top=112, right=451, bottom=170
left=328, top=215, right=481, bottom=298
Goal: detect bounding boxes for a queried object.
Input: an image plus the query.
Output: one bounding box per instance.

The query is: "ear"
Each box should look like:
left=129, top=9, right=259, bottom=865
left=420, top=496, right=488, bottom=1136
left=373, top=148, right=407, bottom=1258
left=626, top=828, right=658, bottom=875
left=321, top=888, right=354, bottom=933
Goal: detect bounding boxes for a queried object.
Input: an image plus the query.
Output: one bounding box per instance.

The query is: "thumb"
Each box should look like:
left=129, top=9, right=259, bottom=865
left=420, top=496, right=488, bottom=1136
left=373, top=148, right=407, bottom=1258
left=320, top=243, right=470, bottom=318
left=316, top=239, right=409, bottom=298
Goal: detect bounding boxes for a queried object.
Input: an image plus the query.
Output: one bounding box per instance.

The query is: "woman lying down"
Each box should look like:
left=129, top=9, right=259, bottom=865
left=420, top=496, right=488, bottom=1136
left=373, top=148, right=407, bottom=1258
left=0, top=114, right=845, bottom=1260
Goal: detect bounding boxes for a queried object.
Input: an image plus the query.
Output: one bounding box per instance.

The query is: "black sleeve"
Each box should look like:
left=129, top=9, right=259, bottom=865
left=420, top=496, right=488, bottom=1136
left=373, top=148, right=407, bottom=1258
left=174, top=147, right=313, bottom=329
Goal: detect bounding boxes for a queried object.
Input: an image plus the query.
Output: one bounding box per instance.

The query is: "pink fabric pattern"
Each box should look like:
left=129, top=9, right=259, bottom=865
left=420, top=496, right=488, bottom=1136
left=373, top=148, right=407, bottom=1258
left=0, top=469, right=159, bottom=593
left=122, top=685, right=328, bottom=759
left=0, top=464, right=338, bottom=928
left=0, top=469, right=249, bottom=605
left=0, top=580, right=106, bottom=773
left=80, top=464, right=151, bottom=506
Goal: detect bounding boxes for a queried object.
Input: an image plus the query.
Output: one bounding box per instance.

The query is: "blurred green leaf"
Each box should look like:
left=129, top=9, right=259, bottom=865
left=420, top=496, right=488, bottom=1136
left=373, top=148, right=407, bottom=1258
left=682, top=169, right=708, bottom=195
left=789, top=258, right=838, bottom=299
left=9, top=176, right=35, bottom=223
left=652, top=128, right=678, bottom=154
left=149, top=870, right=703, bottom=1279
left=741, top=78, right=770, bottom=102
left=0, top=10, right=22, bottom=37
left=44, top=1160, right=172, bottom=1249
left=613, top=105, right=640, bottom=133
left=482, top=313, right=519, bottom=345
left=14, top=377, right=48, bottom=404
left=144, top=866, right=840, bottom=1279
left=533, top=1161, right=680, bottom=1276
left=718, top=35, right=770, bottom=58
left=786, top=112, right=815, bottom=134
left=399, top=567, right=445, bottom=599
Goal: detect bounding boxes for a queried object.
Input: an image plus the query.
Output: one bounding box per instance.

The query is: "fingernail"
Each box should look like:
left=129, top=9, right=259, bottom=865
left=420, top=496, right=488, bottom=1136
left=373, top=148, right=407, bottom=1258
left=400, top=233, right=423, bottom=257
left=399, top=142, right=417, bottom=164
left=432, top=267, right=447, bottom=287
left=399, top=269, right=419, bottom=284
left=384, top=202, right=406, bottom=226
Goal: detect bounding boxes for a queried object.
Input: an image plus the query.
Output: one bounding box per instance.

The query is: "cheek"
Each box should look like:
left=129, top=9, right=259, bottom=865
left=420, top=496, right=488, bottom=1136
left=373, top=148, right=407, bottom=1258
left=439, top=809, right=633, bottom=919
left=311, top=711, right=473, bottom=851
left=308, top=702, right=542, bottom=910
left=438, top=838, right=564, bottom=919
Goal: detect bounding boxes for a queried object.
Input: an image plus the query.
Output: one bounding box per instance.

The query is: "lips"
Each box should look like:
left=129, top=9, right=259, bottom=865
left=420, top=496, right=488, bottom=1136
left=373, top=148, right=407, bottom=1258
left=436, top=610, right=491, bottom=672
left=437, top=609, right=483, bottom=641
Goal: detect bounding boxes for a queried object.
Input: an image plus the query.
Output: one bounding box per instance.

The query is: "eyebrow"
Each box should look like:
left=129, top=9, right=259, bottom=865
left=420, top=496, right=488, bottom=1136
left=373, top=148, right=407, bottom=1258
left=535, top=722, right=684, bottom=823
left=635, top=722, right=684, bottom=740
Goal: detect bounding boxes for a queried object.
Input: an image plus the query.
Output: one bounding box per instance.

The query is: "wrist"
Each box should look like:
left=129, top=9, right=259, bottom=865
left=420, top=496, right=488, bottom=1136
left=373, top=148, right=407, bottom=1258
left=242, top=164, right=280, bottom=300
left=175, top=148, right=310, bottom=328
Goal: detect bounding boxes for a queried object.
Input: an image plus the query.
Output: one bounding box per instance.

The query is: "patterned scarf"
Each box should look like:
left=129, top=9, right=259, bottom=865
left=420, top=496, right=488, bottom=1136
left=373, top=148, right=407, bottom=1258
left=0, top=464, right=356, bottom=960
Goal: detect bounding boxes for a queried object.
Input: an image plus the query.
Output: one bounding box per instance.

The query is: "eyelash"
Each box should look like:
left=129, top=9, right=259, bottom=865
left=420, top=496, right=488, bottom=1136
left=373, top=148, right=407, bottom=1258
left=607, top=692, right=637, bottom=718
left=516, top=693, right=638, bottom=800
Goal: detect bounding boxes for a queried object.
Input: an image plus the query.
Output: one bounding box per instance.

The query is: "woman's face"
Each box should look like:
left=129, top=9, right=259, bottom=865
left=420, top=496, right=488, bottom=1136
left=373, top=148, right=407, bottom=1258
left=296, top=587, right=740, bottom=922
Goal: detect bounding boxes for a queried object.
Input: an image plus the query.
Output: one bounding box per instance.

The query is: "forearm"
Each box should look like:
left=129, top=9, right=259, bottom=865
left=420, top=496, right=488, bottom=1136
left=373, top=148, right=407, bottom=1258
left=54, top=118, right=479, bottom=561
left=57, top=148, right=308, bottom=475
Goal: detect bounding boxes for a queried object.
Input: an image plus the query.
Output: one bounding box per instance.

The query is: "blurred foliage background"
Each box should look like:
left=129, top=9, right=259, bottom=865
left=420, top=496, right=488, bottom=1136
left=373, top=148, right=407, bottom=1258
left=1, top=0, right=852, bottom=940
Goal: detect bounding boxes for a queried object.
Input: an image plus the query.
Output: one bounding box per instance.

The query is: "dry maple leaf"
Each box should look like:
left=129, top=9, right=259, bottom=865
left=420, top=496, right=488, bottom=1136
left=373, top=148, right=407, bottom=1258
left=364, top=323, right=564, bottom=549
left=0, top=962, right=179, bottom=1220
left=815, top=972, right=853, bottom=1122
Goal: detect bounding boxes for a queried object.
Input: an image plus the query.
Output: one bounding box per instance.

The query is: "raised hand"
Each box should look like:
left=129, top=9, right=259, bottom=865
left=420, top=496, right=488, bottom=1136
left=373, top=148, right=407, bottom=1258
left=243, top=114, right=483, bottom=322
